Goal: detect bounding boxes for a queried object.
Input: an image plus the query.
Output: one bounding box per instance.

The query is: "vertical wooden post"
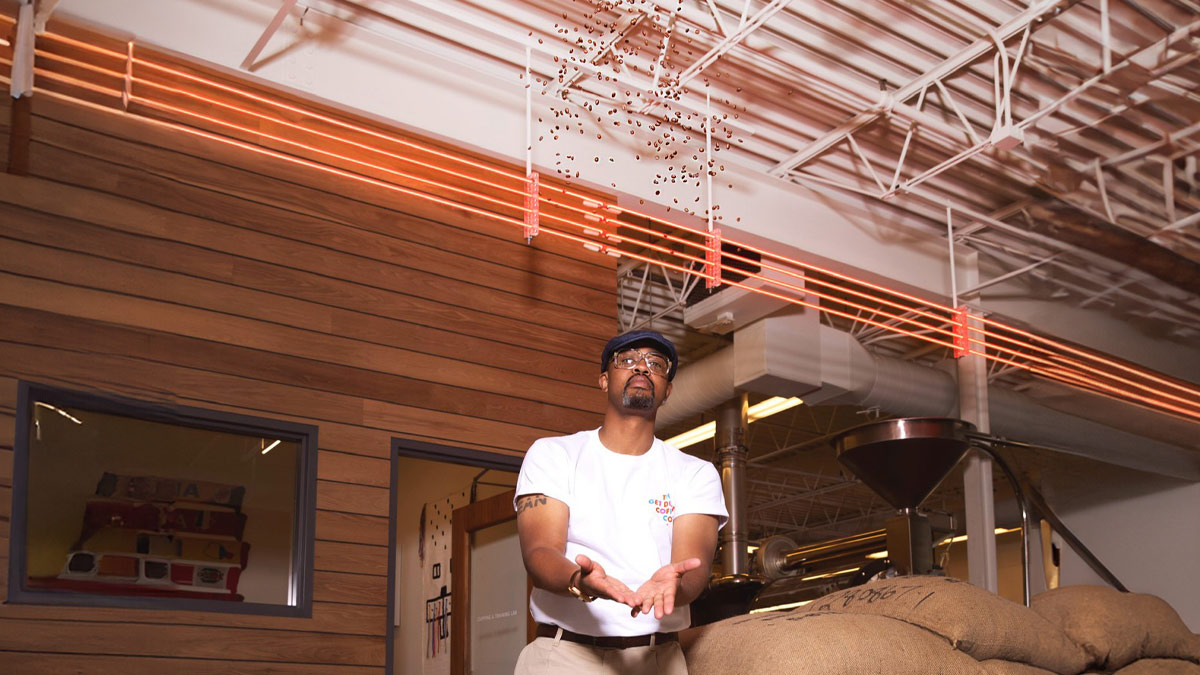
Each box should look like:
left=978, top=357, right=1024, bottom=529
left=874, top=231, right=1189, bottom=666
left=8, top=94, right=31, bottom=175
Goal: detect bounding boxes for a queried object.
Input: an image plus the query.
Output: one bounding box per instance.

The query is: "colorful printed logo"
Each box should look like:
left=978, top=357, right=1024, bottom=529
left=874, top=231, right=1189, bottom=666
left=649, top=493, right=675, bottom=523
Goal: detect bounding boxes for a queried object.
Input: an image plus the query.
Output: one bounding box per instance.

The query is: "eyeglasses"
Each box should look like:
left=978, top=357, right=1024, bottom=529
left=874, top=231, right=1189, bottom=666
left=610, top=349, right=671, bottom=376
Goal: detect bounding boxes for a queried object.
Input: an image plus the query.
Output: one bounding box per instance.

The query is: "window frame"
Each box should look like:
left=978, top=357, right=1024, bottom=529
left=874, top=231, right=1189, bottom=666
left=7, top=381, right=319, bottom=617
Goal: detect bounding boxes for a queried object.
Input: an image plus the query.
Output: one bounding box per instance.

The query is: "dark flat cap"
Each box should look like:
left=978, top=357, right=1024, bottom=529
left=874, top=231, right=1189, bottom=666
left=600, top=330, right=678, bottom=380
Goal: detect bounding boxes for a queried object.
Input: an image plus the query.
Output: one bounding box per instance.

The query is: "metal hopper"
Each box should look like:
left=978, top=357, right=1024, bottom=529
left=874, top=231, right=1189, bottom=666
left=835, top=417, right=976, bottom=575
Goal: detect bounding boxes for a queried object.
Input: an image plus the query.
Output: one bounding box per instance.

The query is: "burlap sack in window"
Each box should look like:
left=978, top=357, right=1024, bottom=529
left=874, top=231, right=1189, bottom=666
left=1031, top=585, right=1200, bottom=671
left=1111, top=659, right=1200, bottom=675
left=683, top=610, right=987, bottom=675
left=796, top=576, right=1091, bottom=674
left=979, top=659, right=1061, bottom=675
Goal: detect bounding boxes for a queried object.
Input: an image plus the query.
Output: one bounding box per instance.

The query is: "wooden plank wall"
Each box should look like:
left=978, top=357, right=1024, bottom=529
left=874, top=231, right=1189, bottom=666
left=0, top=25, right=616, bottom=674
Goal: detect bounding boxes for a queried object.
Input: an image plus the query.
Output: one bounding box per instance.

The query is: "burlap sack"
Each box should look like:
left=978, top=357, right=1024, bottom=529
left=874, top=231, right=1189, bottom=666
left=797, top=576, right=1090, bottom=674
left=1031, top=585, right=1200, bottom=671
left=980, top=660, right=1060, bottom=675
left=684, top=610, right=986, bottom=675
left=1111, top=659, right=1200, bottom=675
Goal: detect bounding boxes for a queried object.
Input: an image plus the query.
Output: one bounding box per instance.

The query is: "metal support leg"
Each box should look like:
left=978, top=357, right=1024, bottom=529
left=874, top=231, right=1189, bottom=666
left=715, top=393, right=749, bottom=578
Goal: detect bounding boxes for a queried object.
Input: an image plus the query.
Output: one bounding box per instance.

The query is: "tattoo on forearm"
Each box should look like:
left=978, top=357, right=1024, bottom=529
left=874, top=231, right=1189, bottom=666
left=516, top=495, right=548, bottom=513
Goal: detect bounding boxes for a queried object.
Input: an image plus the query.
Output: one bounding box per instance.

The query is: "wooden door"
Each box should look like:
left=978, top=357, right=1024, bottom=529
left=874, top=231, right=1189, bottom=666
left=450, top=489, right=534, bottom=675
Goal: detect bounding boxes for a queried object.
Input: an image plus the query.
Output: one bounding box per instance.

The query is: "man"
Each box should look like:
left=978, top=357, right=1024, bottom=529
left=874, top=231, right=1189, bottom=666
left=513, top=330, right=728, bottom=674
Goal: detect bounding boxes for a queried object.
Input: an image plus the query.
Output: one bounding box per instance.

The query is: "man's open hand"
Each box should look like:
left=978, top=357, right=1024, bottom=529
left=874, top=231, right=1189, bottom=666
left=575, top=554, right=640, bottom=609
left=631, top=558, right=702, bottom=619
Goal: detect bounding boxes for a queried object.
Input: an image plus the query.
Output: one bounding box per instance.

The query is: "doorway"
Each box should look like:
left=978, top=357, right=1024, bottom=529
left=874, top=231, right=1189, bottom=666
left=387, top=439, right=524, bottom=675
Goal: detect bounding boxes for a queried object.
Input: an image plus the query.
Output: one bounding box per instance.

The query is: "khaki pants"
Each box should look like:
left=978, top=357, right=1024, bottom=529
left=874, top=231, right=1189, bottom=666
left=513, top=632, right=689, bottom=675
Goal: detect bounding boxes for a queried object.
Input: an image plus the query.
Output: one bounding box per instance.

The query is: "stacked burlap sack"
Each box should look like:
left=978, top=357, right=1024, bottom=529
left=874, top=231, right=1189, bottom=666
left=682, top=576, right=1200, bottom=674
left=1031, top=585, right=1200, bottom=674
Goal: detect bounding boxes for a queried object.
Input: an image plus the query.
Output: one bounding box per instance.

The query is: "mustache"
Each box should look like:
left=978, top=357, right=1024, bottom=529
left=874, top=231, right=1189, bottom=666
left=623, top=376, right=655, bottom=395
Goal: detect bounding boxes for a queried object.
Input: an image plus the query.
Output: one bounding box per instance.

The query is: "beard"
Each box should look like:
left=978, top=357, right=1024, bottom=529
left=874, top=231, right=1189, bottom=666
left=622, top=380, right=656, bottom=410
left=622, top=391, right=655, bottom=409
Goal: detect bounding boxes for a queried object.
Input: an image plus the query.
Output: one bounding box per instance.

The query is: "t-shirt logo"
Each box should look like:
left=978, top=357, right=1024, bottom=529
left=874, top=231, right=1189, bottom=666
left=649, top=493, right=675, bottom=523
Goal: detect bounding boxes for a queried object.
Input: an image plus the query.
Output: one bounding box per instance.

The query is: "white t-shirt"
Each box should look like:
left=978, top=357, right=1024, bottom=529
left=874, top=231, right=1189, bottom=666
left=515, top=428, right=729, bottom=636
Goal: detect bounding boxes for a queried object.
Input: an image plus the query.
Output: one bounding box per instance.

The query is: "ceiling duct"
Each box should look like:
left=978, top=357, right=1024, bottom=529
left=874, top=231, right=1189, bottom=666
left=659, top=313, right=1200, bottom=480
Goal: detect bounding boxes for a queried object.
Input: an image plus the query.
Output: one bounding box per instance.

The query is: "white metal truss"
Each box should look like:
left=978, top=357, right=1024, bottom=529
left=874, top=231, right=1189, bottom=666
left=259, top=1, right=1197, bottom=273
left=615, top=256, right=712, bottom=351
left=205, top=0, right=1200, bottom=458
left=642, top=0, right=794, bottom=109
left=771, top=16, right=1200, bottom=254
left=205, top=0, right=1200, bottom=355
left=767, top=0, right=1066, bottom=178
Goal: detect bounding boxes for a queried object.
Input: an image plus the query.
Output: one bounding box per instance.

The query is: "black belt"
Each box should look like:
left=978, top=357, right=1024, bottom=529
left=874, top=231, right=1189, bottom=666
left=536, top=623, right=678, bottom=649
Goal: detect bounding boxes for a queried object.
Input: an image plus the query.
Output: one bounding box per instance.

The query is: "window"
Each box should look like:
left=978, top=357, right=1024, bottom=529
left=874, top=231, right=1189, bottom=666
left=7, top=382, right=318, bottom=616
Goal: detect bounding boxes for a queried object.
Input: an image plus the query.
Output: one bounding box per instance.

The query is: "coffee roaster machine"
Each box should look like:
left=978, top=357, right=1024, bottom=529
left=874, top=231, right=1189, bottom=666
left=694, top=417, right=1126, bottom=623
left=750, top=418, right=988, bottom=614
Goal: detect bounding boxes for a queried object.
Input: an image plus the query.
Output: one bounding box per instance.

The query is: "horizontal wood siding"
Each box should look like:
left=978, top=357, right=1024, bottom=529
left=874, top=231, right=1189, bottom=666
left=0, top=17, right=615, bottom=672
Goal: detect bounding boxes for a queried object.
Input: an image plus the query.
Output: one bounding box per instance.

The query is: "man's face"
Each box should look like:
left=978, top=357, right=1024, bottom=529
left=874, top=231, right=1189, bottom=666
left=599, top=347, right=673, bottom=414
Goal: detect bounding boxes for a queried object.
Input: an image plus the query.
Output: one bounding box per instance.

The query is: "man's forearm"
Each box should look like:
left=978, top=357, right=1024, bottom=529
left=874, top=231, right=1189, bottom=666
left=523, top=546, right=578, bottom=596
left=675, top=563, right=712, bottom=606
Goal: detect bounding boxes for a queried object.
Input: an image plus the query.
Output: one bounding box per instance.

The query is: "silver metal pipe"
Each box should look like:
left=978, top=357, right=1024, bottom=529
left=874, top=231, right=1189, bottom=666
left=978, top=436, right=1129, bottom=593
left=779, top=529, right=887, bottom=571
left=970, top=441, right=1032, bottom=606
left=715, top=393, right=750, bottom=578
left=781, top=541, right=886, bottom=573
